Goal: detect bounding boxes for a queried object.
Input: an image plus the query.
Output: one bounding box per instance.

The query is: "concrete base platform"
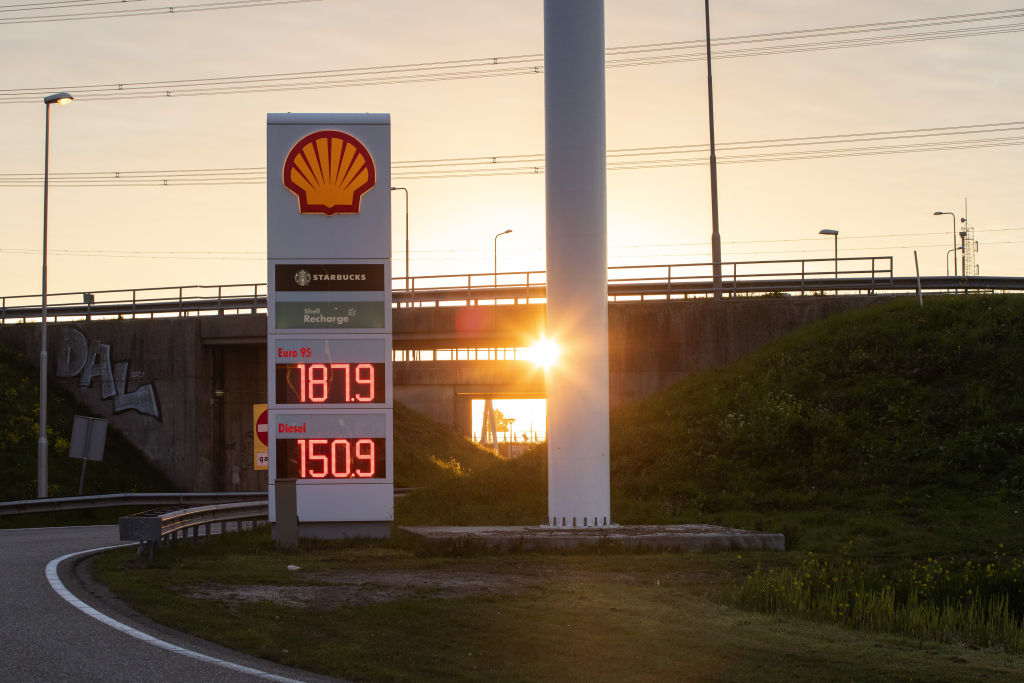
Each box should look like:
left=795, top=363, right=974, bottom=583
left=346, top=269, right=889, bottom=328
left=399, top=524, right=785, bottom=552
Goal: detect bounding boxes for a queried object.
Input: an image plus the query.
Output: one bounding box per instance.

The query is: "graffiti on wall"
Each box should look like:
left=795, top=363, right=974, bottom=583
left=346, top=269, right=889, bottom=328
left=56, top=327, right=161, bottom=420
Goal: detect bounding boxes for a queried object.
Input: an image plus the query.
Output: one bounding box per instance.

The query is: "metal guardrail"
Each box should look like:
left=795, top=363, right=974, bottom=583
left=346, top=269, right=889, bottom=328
left=2, top=257, right=1019, bottom=323
left=0, top=491, right=267, bottom=516
left=119, top=500, right=269, bottom=560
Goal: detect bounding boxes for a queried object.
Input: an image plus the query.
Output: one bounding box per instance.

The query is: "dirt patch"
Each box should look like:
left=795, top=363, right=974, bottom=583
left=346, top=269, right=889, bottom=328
left=184, top=568, right=547, bottom=608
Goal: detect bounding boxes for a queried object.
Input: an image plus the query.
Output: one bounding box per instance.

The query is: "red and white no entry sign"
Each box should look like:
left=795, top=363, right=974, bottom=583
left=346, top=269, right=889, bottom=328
left=256, top=408, right=269, bottom=447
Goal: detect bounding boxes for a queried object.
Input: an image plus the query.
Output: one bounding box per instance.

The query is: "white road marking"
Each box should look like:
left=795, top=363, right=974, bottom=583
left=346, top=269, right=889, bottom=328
left=46, top=545, right=307, bottom=683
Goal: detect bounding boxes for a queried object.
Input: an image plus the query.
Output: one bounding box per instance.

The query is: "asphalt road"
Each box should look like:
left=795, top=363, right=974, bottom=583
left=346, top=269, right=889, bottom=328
left=0, top=525, right=337, bottom=682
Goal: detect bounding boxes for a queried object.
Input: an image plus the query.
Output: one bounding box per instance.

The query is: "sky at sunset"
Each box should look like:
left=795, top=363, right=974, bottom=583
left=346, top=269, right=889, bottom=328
left=2, top=0, right=1022, bottom=299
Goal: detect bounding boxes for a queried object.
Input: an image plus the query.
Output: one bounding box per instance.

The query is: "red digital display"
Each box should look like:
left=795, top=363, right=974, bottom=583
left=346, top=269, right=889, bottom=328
left=276, top=362, right=385, bottom=404
left=276, top=438, right=386, bottom=479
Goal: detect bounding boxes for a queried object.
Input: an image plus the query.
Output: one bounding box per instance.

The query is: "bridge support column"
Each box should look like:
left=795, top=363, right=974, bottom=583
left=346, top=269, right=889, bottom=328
left=543, top=1, right=611, bottom=527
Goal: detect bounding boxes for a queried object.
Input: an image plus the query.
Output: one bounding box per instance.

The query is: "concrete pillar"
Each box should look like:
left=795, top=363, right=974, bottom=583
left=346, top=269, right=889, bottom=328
left=543, top=0, right=611, bottom=527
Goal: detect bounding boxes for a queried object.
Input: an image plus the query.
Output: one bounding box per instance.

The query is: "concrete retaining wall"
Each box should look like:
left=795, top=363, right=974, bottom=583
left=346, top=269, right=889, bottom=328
left=0, top=315, right=267, bottom=492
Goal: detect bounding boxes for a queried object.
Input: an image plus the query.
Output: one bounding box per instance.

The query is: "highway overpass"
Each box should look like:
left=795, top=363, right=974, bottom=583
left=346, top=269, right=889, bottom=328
left=1, top=293, right=894, bottom=491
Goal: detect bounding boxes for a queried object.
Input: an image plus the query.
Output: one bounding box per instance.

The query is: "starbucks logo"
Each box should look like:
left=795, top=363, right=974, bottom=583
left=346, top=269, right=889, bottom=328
left=294, top=269, right=312, bottom=287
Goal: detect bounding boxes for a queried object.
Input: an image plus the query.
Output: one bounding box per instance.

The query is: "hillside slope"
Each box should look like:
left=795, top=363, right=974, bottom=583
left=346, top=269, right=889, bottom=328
left=612, top=295, right=1024, bottom=518
left=398, top=296, right=1024, bottom=538
left=393, top=400, right=501, bottom=489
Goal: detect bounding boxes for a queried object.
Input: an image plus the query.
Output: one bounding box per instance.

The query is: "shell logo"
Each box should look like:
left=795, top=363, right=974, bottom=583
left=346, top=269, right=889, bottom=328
left=282, top=130, right=376, bottom=215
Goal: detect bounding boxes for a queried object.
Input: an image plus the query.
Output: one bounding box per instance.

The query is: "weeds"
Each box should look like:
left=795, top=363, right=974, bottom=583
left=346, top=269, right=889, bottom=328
left=732, top=544, right=1024, bottom=652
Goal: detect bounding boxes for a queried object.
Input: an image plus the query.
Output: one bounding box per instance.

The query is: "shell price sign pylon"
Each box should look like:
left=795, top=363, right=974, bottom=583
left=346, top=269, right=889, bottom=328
left=267, top=113, right=393, bottom=540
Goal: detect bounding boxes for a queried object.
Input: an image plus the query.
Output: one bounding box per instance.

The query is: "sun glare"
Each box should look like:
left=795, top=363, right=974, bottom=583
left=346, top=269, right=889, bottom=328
left=528, top=337, right=561, bottom=369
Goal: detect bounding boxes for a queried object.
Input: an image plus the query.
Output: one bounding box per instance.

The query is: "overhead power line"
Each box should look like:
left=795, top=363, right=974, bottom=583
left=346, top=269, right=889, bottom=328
left=0, top=0, right=321, bottom=24
left=1, top=120, right=1021, bottom=187
left=1, top=7, right=1021, bottom=101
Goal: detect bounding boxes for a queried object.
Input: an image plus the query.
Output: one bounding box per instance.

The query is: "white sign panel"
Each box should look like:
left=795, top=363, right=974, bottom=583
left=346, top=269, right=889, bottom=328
left=267, top=114, right=391, bottom=260
left=267, top=113, right=393, bottom=539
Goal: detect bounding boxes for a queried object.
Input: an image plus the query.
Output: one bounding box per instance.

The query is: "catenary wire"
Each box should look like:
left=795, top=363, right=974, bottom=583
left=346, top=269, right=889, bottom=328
left=0, top=0, right=320, bottom=24
left=0, top=8, right=1021, bottom=100
left=1, top=120, right=1020, bottom=186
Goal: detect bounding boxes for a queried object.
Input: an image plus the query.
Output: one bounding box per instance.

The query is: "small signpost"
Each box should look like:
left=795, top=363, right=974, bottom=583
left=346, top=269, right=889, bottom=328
left=70, top=415, right=107, bottom=495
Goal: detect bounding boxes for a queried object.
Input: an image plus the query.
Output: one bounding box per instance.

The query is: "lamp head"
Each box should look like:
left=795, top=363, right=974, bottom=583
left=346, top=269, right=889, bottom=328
left=819, top=229, right=839, bottom=236
left=44, top=92, right=73, bottom=106
left=933, top=211, right=944, bottom=216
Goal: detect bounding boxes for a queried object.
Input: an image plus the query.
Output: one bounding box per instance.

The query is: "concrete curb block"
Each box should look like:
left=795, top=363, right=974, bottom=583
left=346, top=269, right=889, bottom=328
left=400, top=524, right=785, bottom=551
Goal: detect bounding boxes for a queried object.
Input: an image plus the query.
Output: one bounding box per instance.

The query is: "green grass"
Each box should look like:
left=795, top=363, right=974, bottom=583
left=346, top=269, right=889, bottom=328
left=609, top=295, right=1024, bottom=521
left=397, top=296, right=1024, bottom=553
left=732, top=546, right=1024, bottom=653
left=92, top=530, right=1024, bottom=682
left=0, top=342, right=174, bottom=502
left=76, top=294, right=1024, bottom=678
left=393, top=400, right=500, bottom=489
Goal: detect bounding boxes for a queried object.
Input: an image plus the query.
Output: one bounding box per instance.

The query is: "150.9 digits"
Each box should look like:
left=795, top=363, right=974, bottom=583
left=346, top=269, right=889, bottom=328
left=276, top=438, right=386, bottom=479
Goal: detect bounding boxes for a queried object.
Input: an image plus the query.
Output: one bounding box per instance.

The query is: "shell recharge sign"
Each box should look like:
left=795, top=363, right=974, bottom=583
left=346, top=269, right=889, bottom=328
left=267, top=114, right=393, bottom=540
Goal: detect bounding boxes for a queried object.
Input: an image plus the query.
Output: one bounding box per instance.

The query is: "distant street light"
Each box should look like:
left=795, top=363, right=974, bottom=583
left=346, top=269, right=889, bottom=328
left=494, top=228, right=512, bottom=294
left=959, top=230, right=968, bottom=284
left=390, top=186, right=409, bottom=298
left=819, top=228, right=839, bottom=279
left=39, top=91, right=73, bottom=498
left=946, top=247, right=962, bottom=278
left=933, top=211, right=958, bottom=277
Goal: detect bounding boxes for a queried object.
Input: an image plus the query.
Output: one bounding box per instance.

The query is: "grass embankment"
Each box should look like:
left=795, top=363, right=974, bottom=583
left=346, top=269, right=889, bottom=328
left=392, top=400, right=500, bottom=489
left=0, top=342, right=173, bottom=506
left=92, top=295, right=1024, bottom=680
left=93, top=529, right=1024, bottom=682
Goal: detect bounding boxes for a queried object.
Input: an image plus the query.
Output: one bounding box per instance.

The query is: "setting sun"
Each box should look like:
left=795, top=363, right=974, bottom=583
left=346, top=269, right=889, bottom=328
left=527, top=337, right=561, bottom=369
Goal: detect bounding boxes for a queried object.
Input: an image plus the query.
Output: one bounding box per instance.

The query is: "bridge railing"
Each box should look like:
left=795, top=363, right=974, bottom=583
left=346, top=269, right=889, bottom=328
left=380, top=256, right=897, bottom=305
left=2, top=256, right=1014, bottom=323
left=0, top=282, right=267, bottom=323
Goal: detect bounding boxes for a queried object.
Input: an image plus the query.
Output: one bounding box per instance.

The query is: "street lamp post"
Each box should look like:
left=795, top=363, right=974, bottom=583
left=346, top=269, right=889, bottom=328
left=704, top=0, right=722, bottom=299
left=390, top=186, right=409, bottom=298
left=494, top=228, right=512, bottom=294
left=946, top=247, right=962, bottom=277
left=959, top=230, right=968, bottom=285
left=39, top=91, right=73, bottom=498
left=819, top=228, right=839, bottom=279
left=933, top=211, right=958, bottom=278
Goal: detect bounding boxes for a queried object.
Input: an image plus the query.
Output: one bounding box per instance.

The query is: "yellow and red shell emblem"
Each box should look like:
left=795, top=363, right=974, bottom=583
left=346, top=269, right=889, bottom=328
left=282, top=131, right=376, bottom=215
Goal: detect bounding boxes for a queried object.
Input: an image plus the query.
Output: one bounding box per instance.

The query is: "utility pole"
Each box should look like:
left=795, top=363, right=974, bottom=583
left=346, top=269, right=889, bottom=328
left=705, top=0, right=723, bottom=299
